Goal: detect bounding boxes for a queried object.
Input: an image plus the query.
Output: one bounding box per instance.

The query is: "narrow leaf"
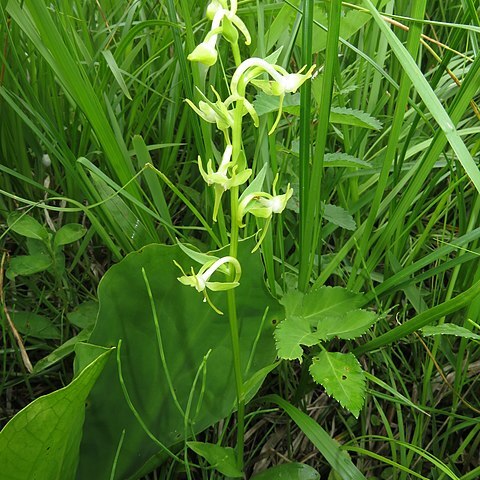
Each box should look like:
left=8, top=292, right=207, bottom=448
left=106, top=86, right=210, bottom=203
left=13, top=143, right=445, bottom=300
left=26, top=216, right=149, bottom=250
left=324, top=153, right=371, bottom=169
left=102, top=50, right=132, bottom=100
left=421, top=324, right=480, bottom=340
left=264, top=395, right=366, bottom=480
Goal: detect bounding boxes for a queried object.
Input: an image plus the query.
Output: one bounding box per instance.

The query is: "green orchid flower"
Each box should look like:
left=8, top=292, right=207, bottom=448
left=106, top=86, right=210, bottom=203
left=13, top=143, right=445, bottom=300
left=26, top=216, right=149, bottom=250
left=198, top=145, right=252, bottom=221
left=174, top=255, right=242, bottom=314
left=237, top=175, right=293, bottom=251
left=230, top=58, right=316, bottom=134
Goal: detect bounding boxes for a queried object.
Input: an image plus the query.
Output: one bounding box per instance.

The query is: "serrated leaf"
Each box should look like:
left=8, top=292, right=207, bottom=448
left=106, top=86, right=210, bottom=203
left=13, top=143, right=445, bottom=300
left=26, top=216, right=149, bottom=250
left=7, top=254, right=52, bottom=279
left=276, top=287, right=377, bottom=360
left=316, top=310, right=378, bottom=340
left=54, top=224, right=87, bottom=248
left=10, top=312, right=61, bottom=340
left=324, top=153, right=371, bottom=169
left=310, top=352, right=365, bottom=417
left=7, top=212, right=49, bottom=242
left=187, top=442, right=242, bottom=478
left=323, top=204, right=356, bottom=231
left=274, top=317, right=321, bottom=361
left=330, top=107, right=383, bottom=130
left=421, top=324, right=480, bottom=340
left=301, top=286, right=364, bottom=321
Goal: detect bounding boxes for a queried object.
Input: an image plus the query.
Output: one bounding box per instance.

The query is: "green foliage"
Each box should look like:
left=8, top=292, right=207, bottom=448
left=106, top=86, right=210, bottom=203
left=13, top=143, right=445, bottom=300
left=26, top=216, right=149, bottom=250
left=10, top=311, right=61, bottom=340
left=251, top=463, right=320, bottom=480
left=6, top=212, right=86, bottom=280
left=310, top=352, right=365, bottom=418
left=265, top=395, right=366, bottom=480
left=187, top=442, right=243, bottom=478
left=421, top=324, right=480, bottom=340
left=0, top=347, right=112, bottom=480
left=75, top=239, right=280, bottom=479
left=275, top=286, right=376, bottom=415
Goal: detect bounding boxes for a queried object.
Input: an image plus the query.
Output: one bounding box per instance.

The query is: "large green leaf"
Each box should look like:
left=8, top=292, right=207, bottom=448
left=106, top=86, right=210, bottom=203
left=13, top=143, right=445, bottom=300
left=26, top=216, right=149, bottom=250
left=309, top=352, right=365, bottom=418
left=76, top=240, right=280, bottom=480
left=0, top=346, right=112, bottom=480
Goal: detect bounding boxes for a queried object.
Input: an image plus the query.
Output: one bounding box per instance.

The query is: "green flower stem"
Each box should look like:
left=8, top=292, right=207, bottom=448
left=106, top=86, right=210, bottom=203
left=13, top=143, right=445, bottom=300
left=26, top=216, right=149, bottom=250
left=227, top=189, right=245, bottom=467
left=227, top=77, right=246, bottom=468
left=231, top=41, right=242, bottom=68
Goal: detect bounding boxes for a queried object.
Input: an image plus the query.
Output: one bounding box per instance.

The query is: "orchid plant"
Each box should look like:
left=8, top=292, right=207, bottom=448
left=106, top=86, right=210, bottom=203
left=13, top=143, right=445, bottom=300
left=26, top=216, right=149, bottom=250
left=174, top=0, right=315, bottom=472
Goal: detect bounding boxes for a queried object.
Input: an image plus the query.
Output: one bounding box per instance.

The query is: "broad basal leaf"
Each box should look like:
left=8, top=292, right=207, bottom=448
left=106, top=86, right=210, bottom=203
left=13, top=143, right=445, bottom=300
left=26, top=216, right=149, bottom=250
left=0, top=346, right=112, bottom=480
left=76, top=239, right=281, bottom=480
left=309, top=352, right=365, bottom=417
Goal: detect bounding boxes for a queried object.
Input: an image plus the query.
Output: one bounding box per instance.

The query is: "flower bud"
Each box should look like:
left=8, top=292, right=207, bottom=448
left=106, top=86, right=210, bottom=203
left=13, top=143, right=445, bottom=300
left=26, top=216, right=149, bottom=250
left=188, top=41, right=218, bottom=67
